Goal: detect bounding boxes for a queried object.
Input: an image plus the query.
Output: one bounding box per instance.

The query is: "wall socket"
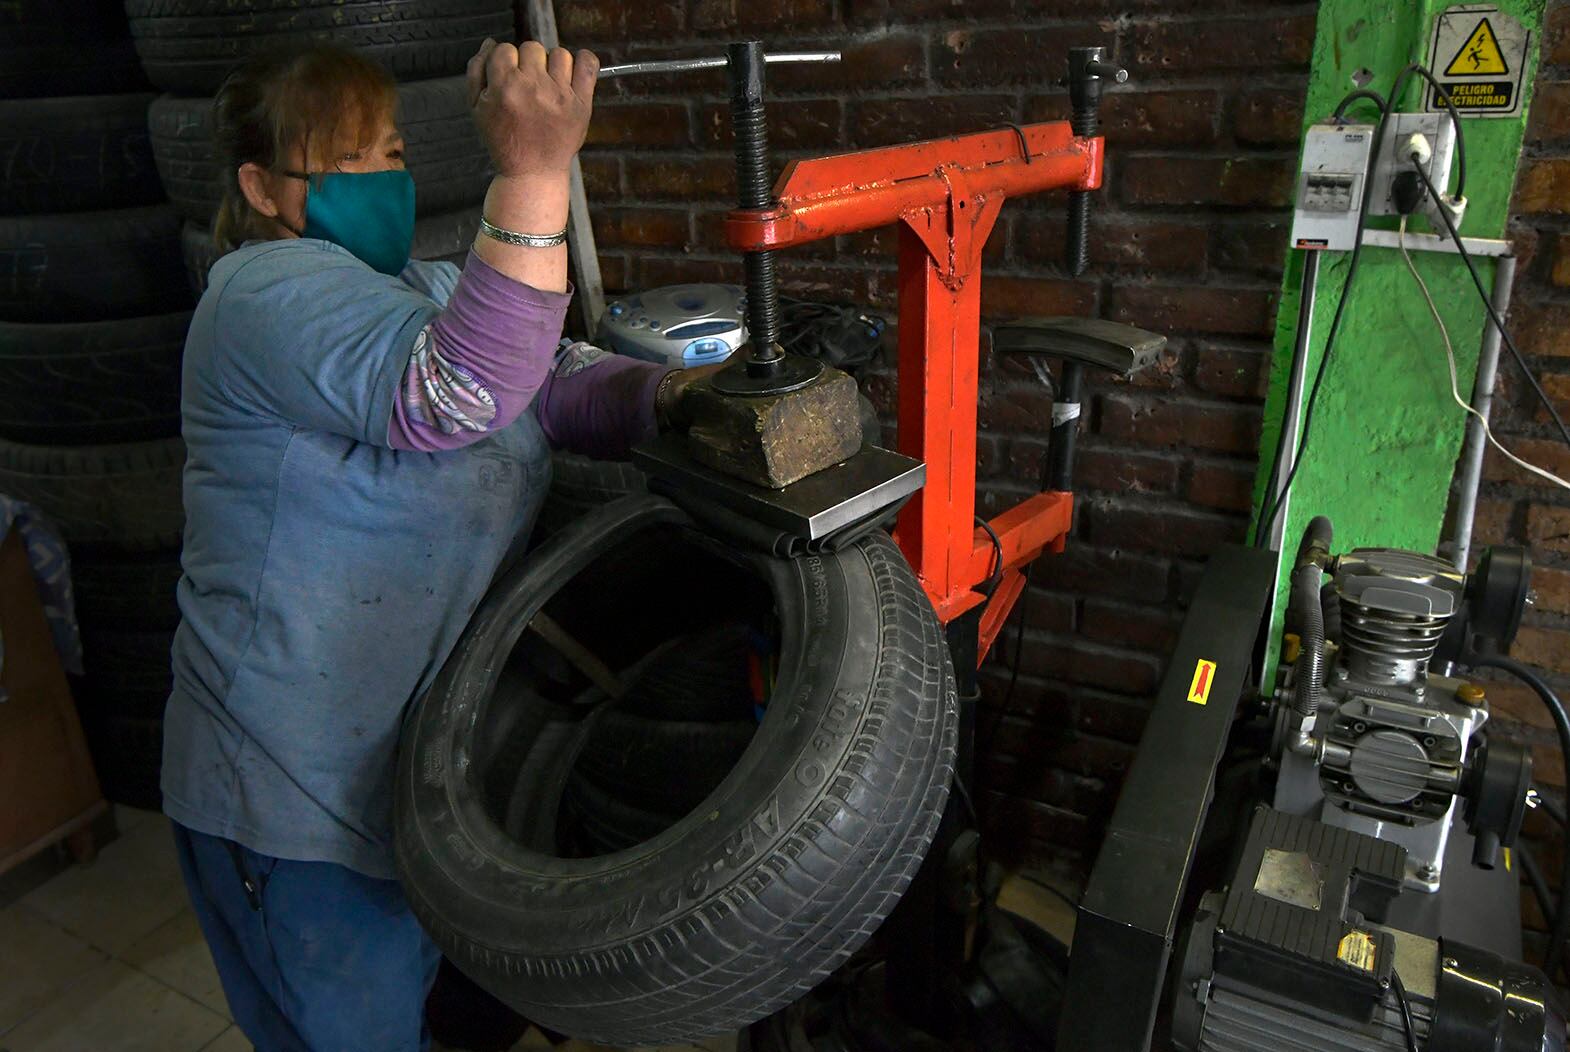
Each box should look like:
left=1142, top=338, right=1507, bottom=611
left=1367, top=112, right=1457, bottom=215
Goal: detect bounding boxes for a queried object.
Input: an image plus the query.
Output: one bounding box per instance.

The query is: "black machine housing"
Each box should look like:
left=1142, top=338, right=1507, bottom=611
left=1057, top=524, right=1565, bottom=1052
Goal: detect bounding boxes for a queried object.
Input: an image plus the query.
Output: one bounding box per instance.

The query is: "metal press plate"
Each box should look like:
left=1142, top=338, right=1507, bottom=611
left=632, top=434, right=926, bottom=540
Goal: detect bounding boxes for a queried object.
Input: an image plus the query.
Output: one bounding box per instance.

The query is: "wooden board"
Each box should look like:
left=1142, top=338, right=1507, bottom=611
left=0, top=527, right=105, bottom=875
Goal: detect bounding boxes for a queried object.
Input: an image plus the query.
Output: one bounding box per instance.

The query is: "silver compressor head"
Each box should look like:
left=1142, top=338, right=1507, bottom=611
left=1275, top=548, right=1494, bottom=892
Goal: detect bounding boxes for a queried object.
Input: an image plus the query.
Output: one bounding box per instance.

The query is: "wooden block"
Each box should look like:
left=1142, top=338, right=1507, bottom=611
left=685, top=367, right=863, bottom=489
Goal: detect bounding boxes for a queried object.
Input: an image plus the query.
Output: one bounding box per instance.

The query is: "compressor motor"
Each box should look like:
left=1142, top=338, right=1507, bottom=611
left=1271, top=537, right=1534, bottom=891
left=1173, top=518, right=1564, bottom=1052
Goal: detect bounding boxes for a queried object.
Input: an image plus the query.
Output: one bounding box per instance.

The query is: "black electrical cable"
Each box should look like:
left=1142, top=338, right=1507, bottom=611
left=1333, top=87, right=1388, bottom=118
left=778, top=297, right=884, bottom=373
left=1519, top=841, right=1555, bottom=921
left=1391, top=970, right=1421, bottom=1052
left=1537, top=784, right=1568, bottom=827
left=1409, top=158, right=1570, bottom=452
left=976, top=515, right=1005, bottom=598
left=1467, top=653, right=1570, bottom=979
left=1516, top=842, right=1565, bottom=981
left=980, top=566, right=1033, bottom=763
left=1255, top=63, right=1469, bottom=547
left=967, top=514, right=1007, bottom=790
left=1254, top=200, right=1380, bottom=544
left=981, top=448, right=1052, bottom=759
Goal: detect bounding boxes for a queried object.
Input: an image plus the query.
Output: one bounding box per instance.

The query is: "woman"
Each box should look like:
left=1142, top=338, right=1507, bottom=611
left=164, top=38, right=690, bottom=1051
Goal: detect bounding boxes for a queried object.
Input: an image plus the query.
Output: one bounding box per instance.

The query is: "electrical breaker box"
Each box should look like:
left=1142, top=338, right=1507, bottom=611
left=1290, top=121, right=1375, bottom=251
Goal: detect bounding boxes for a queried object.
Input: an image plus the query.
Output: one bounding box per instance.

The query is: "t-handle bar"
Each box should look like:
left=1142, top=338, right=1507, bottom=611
left=598, top=51, right=841, bottom=79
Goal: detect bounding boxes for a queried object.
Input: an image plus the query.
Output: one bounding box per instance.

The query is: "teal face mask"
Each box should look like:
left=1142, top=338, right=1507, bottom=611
left=283, top=169, right=415, bottom=276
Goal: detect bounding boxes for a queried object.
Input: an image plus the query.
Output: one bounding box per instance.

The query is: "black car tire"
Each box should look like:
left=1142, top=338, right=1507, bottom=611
left=71, top=629, right=175, bottom=814
left=610, top=621, right=758, bottom=723
left=533, top=452, right=646, bottom=538
left=0, top=94, right=163, bottom=215
left=0, top=313, right=189, bottom=445
left=0, top=437, right=185, bottom=553
left=71, top=550, right=184, bottom=631
left=396, top=494, right=957, bottom=1045
left=574, top=711, right=757, bottom=816
left=0, top=206, right=190, bottom=323
left=150, top=77, right=492, bottom=224
left=77, top=711, right=165, bottom=811
left=0, top=1, right=148, bottom=99
left=76, top=628, right=177, bottom=714
left=125, top=0, right=512, bottom=94
left=559, top=771, right=679, bottom=855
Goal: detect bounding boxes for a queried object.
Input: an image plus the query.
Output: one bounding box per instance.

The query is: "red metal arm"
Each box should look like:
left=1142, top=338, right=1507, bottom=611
left=726, top=120, right=1103, bottom=663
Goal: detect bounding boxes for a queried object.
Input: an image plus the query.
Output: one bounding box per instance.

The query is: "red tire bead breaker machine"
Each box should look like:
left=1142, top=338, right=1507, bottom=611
left=630, top=41, right=1162, bottom=670
left=624, top=41, right=1163, bottom=1039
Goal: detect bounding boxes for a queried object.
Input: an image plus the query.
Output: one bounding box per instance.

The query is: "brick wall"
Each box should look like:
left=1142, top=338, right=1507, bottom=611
left=562, top=0, right=1570, bottom=914
left=1475, top=0, right=1570, bottom=961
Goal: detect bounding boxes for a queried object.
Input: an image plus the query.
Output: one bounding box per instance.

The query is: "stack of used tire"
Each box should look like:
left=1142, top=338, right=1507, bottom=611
left=134, top=0, right=509, bottom=295
left=0, top=1, right=508, bottom=811
left=0, top=0, right=192, bottom=809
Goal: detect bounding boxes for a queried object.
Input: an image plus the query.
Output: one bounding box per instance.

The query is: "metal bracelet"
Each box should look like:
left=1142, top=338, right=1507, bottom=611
left=653, top=367, right=682, bottom=431
left=479, top=216, right=567, bottom=248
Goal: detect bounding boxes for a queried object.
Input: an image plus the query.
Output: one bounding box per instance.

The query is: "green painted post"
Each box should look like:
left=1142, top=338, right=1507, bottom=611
left=1252, top=0, right=1543, bottom=666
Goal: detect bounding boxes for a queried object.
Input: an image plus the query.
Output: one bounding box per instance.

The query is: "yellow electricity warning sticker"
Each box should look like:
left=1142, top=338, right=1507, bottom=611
left=1445, top=16, right=1509, bottom=75
left=1337, top=930, right=1378, bottom=972
left=1426, top=6, right=1530, bottom=118
left=1187, top=659, right=1217, bottom=706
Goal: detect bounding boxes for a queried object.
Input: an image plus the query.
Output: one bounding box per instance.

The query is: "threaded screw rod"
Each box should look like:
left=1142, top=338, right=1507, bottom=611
left=728, top=40, right=783, bottom=371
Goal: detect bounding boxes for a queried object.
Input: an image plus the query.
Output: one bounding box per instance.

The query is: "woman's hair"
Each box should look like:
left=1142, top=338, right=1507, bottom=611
left=211, top=44, right=398, bottom=250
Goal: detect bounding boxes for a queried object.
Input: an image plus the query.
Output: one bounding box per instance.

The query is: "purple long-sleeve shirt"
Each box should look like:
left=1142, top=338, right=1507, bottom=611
left=388, top=250, right=669, bottom=458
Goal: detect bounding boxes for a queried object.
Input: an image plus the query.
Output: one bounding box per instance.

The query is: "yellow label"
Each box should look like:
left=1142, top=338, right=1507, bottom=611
left=1337, top=930, right=1378, bottom=972
left=1445, top=16, right=1509, bottom=76
left=1187, top=659, right=1217, bottom=706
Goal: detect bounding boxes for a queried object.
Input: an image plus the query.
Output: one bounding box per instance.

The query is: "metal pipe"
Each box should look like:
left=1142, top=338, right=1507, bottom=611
left=599, top=51, right=840, bottom=79
left=1290, top=516, right=1334, bottom=721
left=1451, top=254, right=1517, bottom=571
left=1360, top=228, right=1510, bottom=258
left=524, top=0, right=604, bottom=334
left=1260, top=250, right=1321, bottom=552
left=1045, top=361, right=1084, bottom=491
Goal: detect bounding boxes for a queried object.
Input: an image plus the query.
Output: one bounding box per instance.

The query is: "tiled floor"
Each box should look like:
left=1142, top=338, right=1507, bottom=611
left=0, top=810, right=738, bottom=1052
left=0, top=808, right=232, bottom=1052
left=0, top=809, right=1072, bottom=1052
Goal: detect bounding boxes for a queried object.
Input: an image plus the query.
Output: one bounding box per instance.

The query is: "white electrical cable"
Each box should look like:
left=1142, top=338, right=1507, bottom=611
left=1398, top=216, right=1570, bottom=493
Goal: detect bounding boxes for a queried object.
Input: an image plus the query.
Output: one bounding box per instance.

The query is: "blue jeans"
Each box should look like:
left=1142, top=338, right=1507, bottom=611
left=172, top=822, right=440, bottom=1052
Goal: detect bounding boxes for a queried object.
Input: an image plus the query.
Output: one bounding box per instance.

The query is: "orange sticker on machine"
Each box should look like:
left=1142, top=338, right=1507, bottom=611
left=1187, top=659, right=1217, bottom=705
